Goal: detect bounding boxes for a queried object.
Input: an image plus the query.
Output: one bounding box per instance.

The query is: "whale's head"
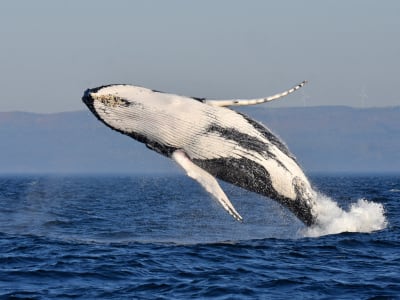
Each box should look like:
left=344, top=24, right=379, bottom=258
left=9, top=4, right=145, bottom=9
left=83, top=85, right=134, bottom=117
left=82, top=84, right=187, bottom=150
left=82, top=85, right=153, bottom=138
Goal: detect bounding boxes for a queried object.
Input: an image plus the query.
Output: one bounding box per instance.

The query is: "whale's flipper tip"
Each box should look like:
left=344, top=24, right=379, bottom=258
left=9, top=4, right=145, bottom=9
left=205, top=80, right=308, bottom=107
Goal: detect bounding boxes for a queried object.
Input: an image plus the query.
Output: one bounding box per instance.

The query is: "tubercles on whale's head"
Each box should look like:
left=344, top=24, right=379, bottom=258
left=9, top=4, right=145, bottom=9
left=92, top=93, right=130, bottom=108
left=82, top=86, right=131, bottom=112
left=81, top=85, right=145, bottom=136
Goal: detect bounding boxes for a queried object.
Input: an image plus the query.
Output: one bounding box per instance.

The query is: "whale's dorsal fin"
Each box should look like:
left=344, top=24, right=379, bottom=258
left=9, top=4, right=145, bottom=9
left=172, top=150, right=243, bottom=222
left=204, top=80, right=307, bottom=107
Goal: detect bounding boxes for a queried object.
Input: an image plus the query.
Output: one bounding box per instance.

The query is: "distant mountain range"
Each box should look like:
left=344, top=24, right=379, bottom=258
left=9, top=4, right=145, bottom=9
left=1, top=106, right=399, bottom=174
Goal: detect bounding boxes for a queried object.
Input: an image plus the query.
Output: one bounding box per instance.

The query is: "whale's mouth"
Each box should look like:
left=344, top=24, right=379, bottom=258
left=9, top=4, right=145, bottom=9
left=82, top=88, right=95, bottom=107
left=82, top=89, right=101, bottom=122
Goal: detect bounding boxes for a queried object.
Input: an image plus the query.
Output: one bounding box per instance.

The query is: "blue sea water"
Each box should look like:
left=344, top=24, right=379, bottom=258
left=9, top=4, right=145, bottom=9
left=0, top=174, right=399, bottom=299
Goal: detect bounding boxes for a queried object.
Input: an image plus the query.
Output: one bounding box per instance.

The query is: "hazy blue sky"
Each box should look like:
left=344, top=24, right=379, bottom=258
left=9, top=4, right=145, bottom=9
left=1, top=0, right=399, bottom=113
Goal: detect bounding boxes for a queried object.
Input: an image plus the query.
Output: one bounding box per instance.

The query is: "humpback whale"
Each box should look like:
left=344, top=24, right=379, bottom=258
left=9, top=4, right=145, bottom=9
left=82, top=81, right=317, bottom=226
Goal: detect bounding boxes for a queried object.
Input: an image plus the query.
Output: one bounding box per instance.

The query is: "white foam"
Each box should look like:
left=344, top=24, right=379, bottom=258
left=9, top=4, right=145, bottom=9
left=303, top=193, right=387, bottom=237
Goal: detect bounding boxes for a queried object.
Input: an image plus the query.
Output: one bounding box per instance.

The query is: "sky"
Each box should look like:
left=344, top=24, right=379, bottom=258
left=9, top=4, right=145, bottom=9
left=1, top=0, right=399, bottom=113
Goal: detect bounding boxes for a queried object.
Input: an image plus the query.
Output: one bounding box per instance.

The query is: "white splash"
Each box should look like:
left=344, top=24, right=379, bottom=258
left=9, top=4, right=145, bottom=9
left=303, top=193, right=387, bottom=237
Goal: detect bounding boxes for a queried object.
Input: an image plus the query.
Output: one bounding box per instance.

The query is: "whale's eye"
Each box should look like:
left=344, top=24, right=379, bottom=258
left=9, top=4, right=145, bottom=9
left=92, top=94, right=130, bottom=108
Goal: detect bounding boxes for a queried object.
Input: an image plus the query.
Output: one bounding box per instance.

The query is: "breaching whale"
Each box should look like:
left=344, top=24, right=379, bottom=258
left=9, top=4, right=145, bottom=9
left=82, top=81, right=317, bottom=226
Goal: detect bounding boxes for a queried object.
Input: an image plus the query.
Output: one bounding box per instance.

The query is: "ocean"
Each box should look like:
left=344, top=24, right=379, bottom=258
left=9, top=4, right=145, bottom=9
left=0, top=174, right=399, bottom=299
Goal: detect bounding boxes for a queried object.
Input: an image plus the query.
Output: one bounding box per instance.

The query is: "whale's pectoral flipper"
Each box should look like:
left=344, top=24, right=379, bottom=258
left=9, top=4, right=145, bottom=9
left=172, top=150, right=243, bottom=222
left=204, top=80, right=307, bottom=107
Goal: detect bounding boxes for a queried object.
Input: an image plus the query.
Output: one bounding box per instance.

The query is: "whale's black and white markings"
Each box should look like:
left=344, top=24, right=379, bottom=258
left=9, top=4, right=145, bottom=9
left=82, top=81, right=317, bottom=226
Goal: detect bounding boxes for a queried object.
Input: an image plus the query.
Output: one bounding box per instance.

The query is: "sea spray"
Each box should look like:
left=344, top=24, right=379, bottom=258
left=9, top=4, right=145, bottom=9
left=303, top=193, right=387, bottom=237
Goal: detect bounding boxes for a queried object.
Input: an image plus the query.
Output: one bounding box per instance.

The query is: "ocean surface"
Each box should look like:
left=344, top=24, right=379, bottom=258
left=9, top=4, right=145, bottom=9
left=0, top=174, right=399, bottom=299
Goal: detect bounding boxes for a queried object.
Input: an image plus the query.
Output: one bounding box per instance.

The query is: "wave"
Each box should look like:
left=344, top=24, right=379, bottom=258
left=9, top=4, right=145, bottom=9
left=303, top=193, right=387, bottom=237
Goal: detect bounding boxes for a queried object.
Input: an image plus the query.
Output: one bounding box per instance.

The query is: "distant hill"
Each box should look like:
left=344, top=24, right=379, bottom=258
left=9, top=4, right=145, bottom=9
left=0, top=106, right=399, bottom=174
left=238, top=106, right=400, bottom=173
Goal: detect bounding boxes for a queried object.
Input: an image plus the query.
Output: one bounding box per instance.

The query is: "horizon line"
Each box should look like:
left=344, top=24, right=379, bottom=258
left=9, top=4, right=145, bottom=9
left=1, top=104, right=399, bottom=115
